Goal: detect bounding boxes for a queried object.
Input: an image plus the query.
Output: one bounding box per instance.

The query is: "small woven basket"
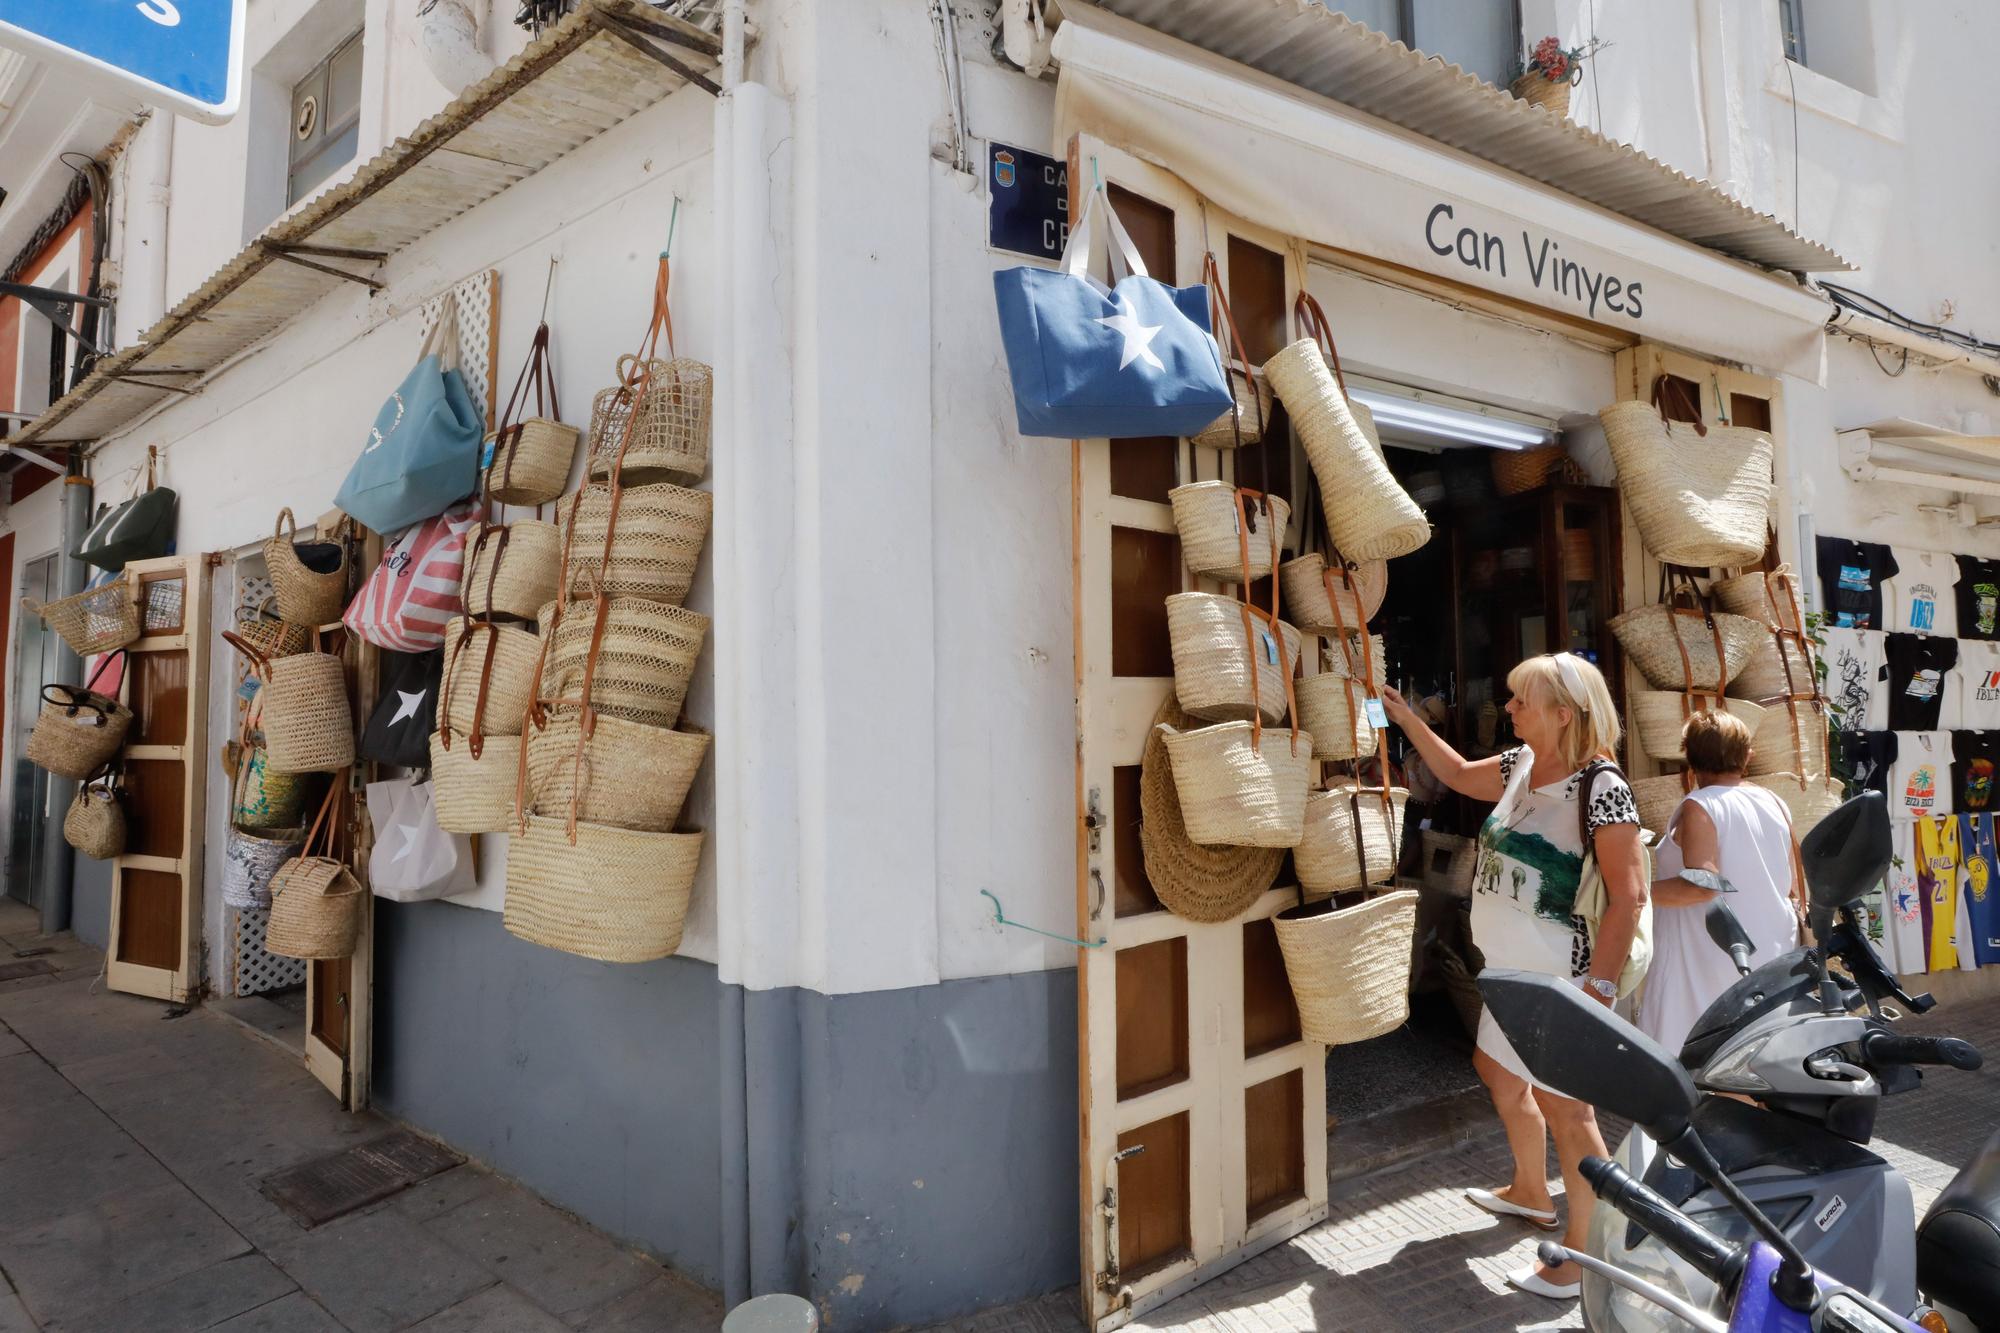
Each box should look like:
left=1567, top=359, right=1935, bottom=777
left=1632, top=774, right=1693, bottom=838
left=1156, top=719, right=1313, bottom=848
left=1728, top=633, right=1817, bottom=703
left=1712, top=566, right=1808, bottom=633
left=24, top=581, right=139, bottom=657
left=63, top=785, right=125, bottom=859
left=1280, top=554, right=1386, bottom=634
left=428, top=732, right=525, bottom=834
left=1165, top=593, right=1300, bottom=725
left=1631, top=693, right=1765, bottom=763
left=485, top=419, right=580, bottom=507
left=1275, top=888, right=1419, bottom=1046
left=263, top=650, right=355, bottom=774
left=535, top=597, right=708, bottom=729
left=1748, top=699, right=1831, bottom=780
left=27, top=686, right=132, bottom=780
left=264, top=508, right=348, bottom=628
left=1491, top=442, right=1567, bottom=496
left=233, top=594, right=310, bottom=660
left=440, top=618, right=541, bottom=740
left=1510, top=70, right=1572, bottom=115
left=1138, top=698, right=1285, bottom=923
left=587, top=354, right=713, bottom=486
left=1750, top=774, right=1845, bottom=842
left=1190, top=362, right=1273, bottom=451
left=1297, top=786, right=1407, bottom=896
left=1292, top=673, right=1375, bottom=760
left=1609, top=605, right=1767, bottom=692
left=560, top=481, right=711, bottom=607
left=503, top=817, right=703, bottom=963
left=462, top=522, right=562, bottom=622
left=220, top=825, right=304, bottom=909
left=526, top=710, right=709, bottom=832
left=1167, top=483, right=1290, bottom=584
left=265, top=857, right=365, bottom=959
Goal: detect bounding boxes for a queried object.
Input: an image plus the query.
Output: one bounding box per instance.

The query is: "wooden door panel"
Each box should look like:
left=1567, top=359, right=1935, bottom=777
left=1241, top=919, right=1300, bottom=1058
left=1116, top=1112, right=1192, bottom=1278
left=312, top=958, right=350, bottom=1056
left=115, top=869, right=184, bottom=971
left=1115, top=939, right=1189, bottom=1100
left=1245, top=1070, right=1306, bottom=1222
left=1111, top=764, right=1161, bottom=918
left=1110, top=527, right=1180, bottom=679
left=129, top=651, right=189, bottom=745
left=122, top=759, right=186, bottom=860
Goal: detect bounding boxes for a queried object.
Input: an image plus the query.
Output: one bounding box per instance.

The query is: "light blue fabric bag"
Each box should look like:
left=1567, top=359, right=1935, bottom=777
left=993, top=184, right=1231, bottom=440
left=335, top=305, right=483, bottom=534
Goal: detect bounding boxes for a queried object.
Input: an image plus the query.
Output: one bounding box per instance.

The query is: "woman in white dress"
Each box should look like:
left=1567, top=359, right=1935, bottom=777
left=1639, top=710, right=1803, bottom=1056
left=1383, top=653, right=1648, bottom=1300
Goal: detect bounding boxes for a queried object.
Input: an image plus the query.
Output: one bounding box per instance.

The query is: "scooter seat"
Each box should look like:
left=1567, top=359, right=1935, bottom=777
left=1917, top=1125, right=2000, bottom=1329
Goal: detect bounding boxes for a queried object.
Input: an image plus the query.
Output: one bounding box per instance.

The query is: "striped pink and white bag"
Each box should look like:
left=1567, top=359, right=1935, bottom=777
left=342, top=500, right=482, bottom=651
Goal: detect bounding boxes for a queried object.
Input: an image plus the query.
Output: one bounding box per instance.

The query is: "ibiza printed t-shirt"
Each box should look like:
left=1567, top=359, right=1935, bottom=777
left=1958, top=814, right=2000, bottom=967
left=1893, top=730, right=1953, bottom=817
left=1953, top=731, right=2000, bottom=814
left=1818, top=626, right=1888, bottom=731
left=1958, top=556, right=2000, bottom=641
left=1887, top=547, right=1960, bottom=637
left=1959, top=639, right=2000, bottom=730
left=1832, top=729, right=1895, bottom=797
left=1816, top=535, right=1895, bottom=629
left=1885, top=634, right=1959, bottom=731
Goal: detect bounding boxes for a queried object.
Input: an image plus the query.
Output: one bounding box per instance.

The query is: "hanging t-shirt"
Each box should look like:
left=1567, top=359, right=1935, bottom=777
left=1833, top=730, right=1895, bottom=797
left=1958, top=638, right=2000, bottom=730
left=1886, top=547, right=1959, bottom=637
left=1816, top=535, right=1896, bottom=629
left=1818, top=626, right=1888, bottom=731
left=1958, top=814, right=2000, bottom=967
left=1952, top=731, right=2000, bottom=814
left=1893, top=730, right=1954, bottom=817
left=1885, top=819, right=1926, bottom=974
left=1957, top=556, right=2000, bottom=641
left=1884, top=634, right=1959, bottom=731
left=1916, top=814, right=1962, bottom=972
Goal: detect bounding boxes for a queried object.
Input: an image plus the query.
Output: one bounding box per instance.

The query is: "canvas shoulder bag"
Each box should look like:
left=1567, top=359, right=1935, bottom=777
left=75, top=448, right=177, bottom=571
left=335, top=302, right=484, bottom=534
left=1572, top=758, right=1654, bottom=998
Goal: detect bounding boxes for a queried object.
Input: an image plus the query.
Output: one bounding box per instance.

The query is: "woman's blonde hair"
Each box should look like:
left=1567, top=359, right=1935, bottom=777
left=1506, top=652, right=1622, bottom=772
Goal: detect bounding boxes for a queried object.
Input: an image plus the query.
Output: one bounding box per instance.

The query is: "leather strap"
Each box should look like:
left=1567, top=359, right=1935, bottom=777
left=1659, top=565, right=1730, bottom=696
left=1651, top=375, right=1709, bottom=438
left=302, top=772, right=345, bottom=859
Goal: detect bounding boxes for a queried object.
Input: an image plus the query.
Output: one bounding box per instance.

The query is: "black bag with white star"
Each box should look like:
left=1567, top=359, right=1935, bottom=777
left=361, top=650, right=442, bottom=768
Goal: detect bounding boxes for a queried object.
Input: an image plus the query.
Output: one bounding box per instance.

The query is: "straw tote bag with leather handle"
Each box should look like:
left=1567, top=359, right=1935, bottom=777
left=63, top=768, right=126, bottom=860
left=1190, top=252, right=1273, bottom=451
left=1599, top=378, right=1774, bottom=570
left=485, top=320, right=580, bottom=507
left=587, top=256, right=713, bottom=486
left=240, top=629, right=355, bottom=775
left=27, top=652, right=132, bottom=781
left=265, top=508, right=350, bottom=628
left=264, top=781, right=365, bottom=960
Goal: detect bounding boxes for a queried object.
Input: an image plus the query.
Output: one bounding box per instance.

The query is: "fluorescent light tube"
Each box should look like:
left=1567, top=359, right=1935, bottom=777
left=1347, top=388, right=1555, bottom=451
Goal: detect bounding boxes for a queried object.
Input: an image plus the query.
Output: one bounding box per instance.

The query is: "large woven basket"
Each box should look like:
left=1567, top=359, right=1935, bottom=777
left=1167, top=483, right=1290, bottom=584
left=1713, top=567, right=1807, bottom=633
left=1729, top=633, right=1816, bottom=702
left=221, top=825, right=304, bottom=909
left=1610, top=605, right=1767, bottom=692
left=1631, top=693, right=1765, bottom=763
left=25, top=581, right=139, bottom=657
left=1749, top=700, right=1831, bottom=780
left=1138, top=698, right=1285, bottom=923
left=428, top=732, right=524, bottom=834
left=1280, top=554, right=1386, bottom=634
left=504, top=816, right=703, bottom=963
left=1263, top=338, right=1428, bottom=560
left=265, top=508, right=347, bottom=628
left=1292, top=673, right=1375, bottom=760
left=462, top=522, right=562, bottom=622
left=485, top=419, right=580, bottom=508
left=1323, top=631, right=1387, bottom=692
left=587, top=354, right=712, bottom=486
left=1750, top=774, right=1844, bottom=842
left=1491, top=442, right=1567, bottom=496
left=1190, top=362, right=1273, bottom=451
left=265, top=857, right=365, bottom=959
left=1511, top=70, right=1572, bottom=115
left=1157, top=720, right=1312, bottom=848
left=560, top=481, right=711, bottom=607
left=263, top=651, right=355, bottom=774
left=536, top=598, right=707, bottom=729
left=440, top=618, right=540, bottom=740
left=1275, top=888, right=1419, bottom=1046
left=26, top=686, right=132, bottom=780
left=1599, top=401, right=1774, bottom=569
left=526, top=710, right=709, bottom=832
left=1165, top=593, right=1299, bottom=725
left=1297, top=786, right=1407, bottom=896
left=63, top=785, right=125, bottom=859
left=1633, top=774, right=1693, bottom=837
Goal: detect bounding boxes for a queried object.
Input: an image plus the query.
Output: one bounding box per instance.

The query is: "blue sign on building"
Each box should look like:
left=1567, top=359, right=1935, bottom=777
left=988, top=141, right=1068, bottom=262
left=0, top=1, right=246, bottom=124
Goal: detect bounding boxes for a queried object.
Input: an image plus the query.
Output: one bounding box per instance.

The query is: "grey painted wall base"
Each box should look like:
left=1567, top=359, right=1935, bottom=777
left=71, top=856, right=111, bottom=952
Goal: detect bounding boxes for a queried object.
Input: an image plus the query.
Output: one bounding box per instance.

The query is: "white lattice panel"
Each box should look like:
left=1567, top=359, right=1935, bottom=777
left=419, top=270, right=500, bottom=431
left=232, top=907, right=307, bottom=995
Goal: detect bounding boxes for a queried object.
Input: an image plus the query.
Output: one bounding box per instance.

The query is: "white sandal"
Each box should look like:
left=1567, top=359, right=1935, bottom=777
left=1464, top=1187, right=1560, bottom=1229
left=1507, top=1266, right=1581, bottom=1300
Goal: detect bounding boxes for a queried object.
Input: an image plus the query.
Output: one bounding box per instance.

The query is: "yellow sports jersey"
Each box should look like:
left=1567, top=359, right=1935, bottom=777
left=1917, top=814, right=1961, bottom=972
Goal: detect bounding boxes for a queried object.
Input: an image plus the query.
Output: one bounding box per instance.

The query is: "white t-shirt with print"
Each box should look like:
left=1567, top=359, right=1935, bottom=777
left=1960, top=639, right=2000, bottom=730
left=1818, top=626, right=1888, bottom=731
left=1884, top=819, right=1926, bottom=975
left=1887, top=548, right=1959, bottom=637
left=1892, top=730, right=1954, bottom=818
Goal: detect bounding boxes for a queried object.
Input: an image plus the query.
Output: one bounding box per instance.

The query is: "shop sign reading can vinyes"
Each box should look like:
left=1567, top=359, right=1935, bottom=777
left=1424, top=202, right=1644, bottom=322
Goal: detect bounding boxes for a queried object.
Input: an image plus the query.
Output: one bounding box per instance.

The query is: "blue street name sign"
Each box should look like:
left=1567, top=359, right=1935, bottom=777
left=0, top=1, right=246, bottom=124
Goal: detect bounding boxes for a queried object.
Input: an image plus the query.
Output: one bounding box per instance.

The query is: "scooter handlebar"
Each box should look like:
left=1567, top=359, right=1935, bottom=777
left=1858, top=1029, right=1983, bottom=1071
left=1580, top=1155, right=1742, bottom=1290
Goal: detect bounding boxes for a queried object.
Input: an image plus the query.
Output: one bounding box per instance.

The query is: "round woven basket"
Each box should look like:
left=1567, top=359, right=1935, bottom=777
left=587, top=355, right=712, bottom=486
left=1190, top=363, right=1273, bottom=451
left=221, top=824, right=303, bottom=909
left=1156, top=719, right=1313, bottom=848
left=1631, top=693, right=1765, bottom=763
left=1165, top=593, right=1299, bottom=725
left=63, top=786, right=125, bottom=860
left=1598, top=401, right=1774, bottom=570
left=1292, top=673, right=1375, bottom=760
left=1728, top=633, right=1816, bottom=702
left=265, top=856, right=365, bottom=959
left=503, top=816, right=703, bottom=963
left=234, top=594, right=310, bottom=660
left=1491, top=442, right=1567, bottom=496
left=536, top=598, right=708, bottom=729
left=1263, top=338, right=1428, bottom=561
left=1167, top=483, right=1290, bottom=583
left=484, top=418, right=581, bottom=507
left=561, top=481, right=711, bottom=607
left=1632, top=774, right=1693, bottom=837
left=24, top=581, right=139, bottom=657
left=265, top=508, right=347, bottom=628
left=263, top=652, right=355, bottom=774
left=1280, top=553, right=1386, bottom=633
left=1712, top=567, right=1807, bottom=633
left=1511, top=70, right=1572, bottom=115
left=1748, top=700, right=1831, bottom=780
left=526, top=710, right=709, bottom=832
left=1297, top=786, right=1407, bottom=896
left=1750, top=774, right=1845, bottom=842
left=1275, top=888, right=1420, bottom=1046
left=429, top=732, right=525, bottom=834
left=462, top=522, right=562, bottom=622
left=440, top=618, right=541, bottom=740
left=27, top=686, right=133, bottom=780
left=1138, top=698, right=1285, bottom=923
left=1610, top=605, right=1767, bottom=692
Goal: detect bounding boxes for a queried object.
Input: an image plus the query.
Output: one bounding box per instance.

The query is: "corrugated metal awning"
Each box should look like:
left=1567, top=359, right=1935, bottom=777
left=1067, top=0, right=1849, bottom=274
left=16, top=0, right=722, bottom=448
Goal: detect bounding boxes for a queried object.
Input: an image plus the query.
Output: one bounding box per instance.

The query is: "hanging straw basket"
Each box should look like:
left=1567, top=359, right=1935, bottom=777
left=1292, top=673, right=1376, bottom=760
left=1420, top=831, right=1478, bottom=898
left=461, top=522, right=562, bottom=622
left=485, top=419, right=580, bottom=508
left=536, top=598, right=708, bottom=729
left=503, top=817, right=703, bottom=963
left=264, top=508, right=348, bottom=628
left=1511, top=70, right=1572, bottom=115
left=1263, top=338, right=1428, bottom=561
left=1138, top=698, right=1285, bottom=923
left=263, top=650, right=355, bottom=774
left=1749, top=701, right=1831, bottom=780
left=1280, top=553, right=1386, bottom=633
left=1599, top=401, right=1774, bottom=569
left=1274, top=888, right=1420, bottom=1046
left=26, top=685, right=132, bottom=780
left=1165, top=593, right=1299, bottom=725
left=1324, top=632, right=1387, bottom=692
left=1297, top=786, right=1407, bottom=896
left=440, top=618, right=541, bottom=739
left=1633, top=774, right=1693, bottom=838
left=1750, top=774, right=1845, bottom=841
left=220, top=825, right=304, bottom=909
left=526, top=710, right=709, bottom=832
left=265, top=857, right=365, bottom=959
left=1728, top=633, right=1817, bottom=702
left=234, top=594, right=310, bottom=660
left=1713, top=566, right=1808, bottom=633
left=560, top=481, right=711, bottom=607
left=1167, top=483, right=1290, bottom=583
left=1156, top=720, right=1312, bottom=848
left=428, top=732, right=525, bottom=834
left=1631, top=693, right=1765, bottom=763
left=587, top=354, right=713, bottom=486
left=1491, top=442, right=1568, bottom=496
left=1610, top=605, right=1767, bottom=692
left=24, top=581, right=139, bottom=657
left=1190, top=362, right=1274, bottom=451
left=63, top=785, right=125, bottom=860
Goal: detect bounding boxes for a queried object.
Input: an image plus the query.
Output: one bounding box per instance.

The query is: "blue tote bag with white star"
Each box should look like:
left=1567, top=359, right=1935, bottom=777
left=994, top=186, right=1232, bottom=439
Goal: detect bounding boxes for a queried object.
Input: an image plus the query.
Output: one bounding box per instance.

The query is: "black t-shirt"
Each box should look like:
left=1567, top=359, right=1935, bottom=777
left=1883, top=633, right=1958, bottom=731
left=1817, top=536, right=1897, bottom=630
left=1832, top=730, right=1895, bottom=797
left=1958, top=556, right=2000, bottom=640
left=1954, top=731, right=2000, bottom=813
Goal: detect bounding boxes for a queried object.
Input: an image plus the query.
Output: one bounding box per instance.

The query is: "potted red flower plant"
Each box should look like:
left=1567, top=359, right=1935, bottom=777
left=1512, top=35, right=1586, bottom=116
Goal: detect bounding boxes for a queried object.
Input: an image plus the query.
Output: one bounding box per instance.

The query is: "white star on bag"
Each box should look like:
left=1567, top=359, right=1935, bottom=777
left=1095, top=294, right=1164, bottom=372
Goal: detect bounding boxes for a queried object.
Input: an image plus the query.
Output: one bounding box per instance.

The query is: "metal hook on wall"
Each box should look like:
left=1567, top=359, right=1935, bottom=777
left=980, top=889, right=1107, bottom=948
left=537, top=255, right=559, bottom=324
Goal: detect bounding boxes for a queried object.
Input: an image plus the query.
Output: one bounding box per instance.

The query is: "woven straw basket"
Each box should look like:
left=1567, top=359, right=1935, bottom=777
left=221, top=825, right=303, bottom=909
left=587, top=355, right=712, bottom=485
left=1263, top=338, right=1428, bottom=561
left=462, top=522, right=562, bottom=622
left=265, top=857, right=364, bottom=959
left=1280, top=554, right=1387, bottom=634
left=561, top=481, right=711, bottom=607
left=1275, top=888, right=1420, bottom=1046
left=63, top=786, right=125, bottom=859
left=1324, top=632, right=1387, bottom=692
left=25, top=581, right=138, bottom=657
left=232, top=745, right=305, bottom=830
left=1297, top=786, right=1407, bottom=896
left=1168, top=483, right=1290, bottom=583
left=1713, top=567, right=1807, bottom=633
left=485, top=419, right=580, bottom=507
left=1165, top=594, right=1300, bottom=725
left=1749, top=700, right=1830, bottom=780
left=1292, top=673, right=1376, bottom=761
left=1420, top=831, right=1478, bottom=897
left=1599, top=401, right=1774, bottom=569
left=1511, top=70, right=1572, bottom=115
left=428, top=732, right=524, bottom=834
left=1138, top=698, right=1285, bottom=923
left=1749, top=774, right=1844, bottom=841
left=1191, top=363, right=1273, bottom=451
left=265, top=508, right=347, bottom=628
left=234, top=594, right=310, bottom=660
left=1633, top=774, right=1692, bottom=837
left=1610, top=605, right=1767, bottom=692
left=526, top=711, right=709, bottom=832
left=263, top=652, right=355, bottom=774
left=1491, top=442, right=1567, bottom=496
left=27, top=686, right=132, bottom=780
left=1631, top=693, right=1764, bottom=763
left=504, top=817, right=702, bottom=963
left=1729, top=633, right=1816, bottom=702
left=1157, top=720, right=1313, bottom=848
left=536, top=598, right=708, bottom=729
left=441, top=619, right=541, bottom=739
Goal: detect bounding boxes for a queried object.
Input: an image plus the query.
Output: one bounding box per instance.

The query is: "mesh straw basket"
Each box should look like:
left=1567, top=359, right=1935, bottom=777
left=1610, top=605, right=1767, bottom=691
left=485, top=419, right=579, bottom=507
left=587, top=354, right=712, bottom=486
left=1263, top=337, right=1427, bottom=560
left=462, top=522, right=562, bottom=622
left=1280, top=554, right=1387, bottom=633
left=221, top=824, right=303, bottom=909
left=1297, top=786, right=1407, bottom=896
left=560, top=481, right=711, bottom=607
left=1157, top=719, right=1312, bottom=848
left=265, top=857, right=364, bottom=959
left=1165, top=593, right=1300, bottom=725
left=1599, top=399, right=1774, bottom=569
left=1713, top=566, right=1808, bottom=633
left=1138, top=698, right=1285, bottom=923
left=1293, top=673, right=1376, bottom=760
left=1728, top=633, right=1816, bottom=702
left=1190, top=361, right=1273, bottom=451
left=27, top=685, right=132, bottom=780
left=263, top=649, right=355, bottom=774
left=1633, top=774, right=1693, bottom=837
left=24, top=581, right=138, bottom=657
left=536, top=597, right=708, bottom=729
left=1167, top=483, right=1290, bottom=583
left=1749, top=699, right=1831, bottom=779
left=503, top=816, right=703, bottom=963
left=1491, top=442, right=1567, bottom=496
left=440, top=618, right=540, bottom=739
left=428, top=732, right=524, bottom=834
left=1750, top=774, right=1845, bottom=841
left=234, top=594, right=310, bottom=660
left=63, top=784, right=125, bottom=859
left=1275, top=888, right=1420, bottom=1046
left=265, top=508, right=348, bottom=627
left=1631, top=693, right=1765, bottom=763
left=526, top=710, right=709, bottom=832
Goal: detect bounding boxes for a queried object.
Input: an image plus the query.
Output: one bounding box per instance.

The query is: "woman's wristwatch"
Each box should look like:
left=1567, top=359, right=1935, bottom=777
left=1581, top=976, right=1618, bottom=1001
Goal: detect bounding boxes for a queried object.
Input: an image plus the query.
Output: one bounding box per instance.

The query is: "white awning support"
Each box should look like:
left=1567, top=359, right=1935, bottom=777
left=1840, top=421, right=2000, bottom=502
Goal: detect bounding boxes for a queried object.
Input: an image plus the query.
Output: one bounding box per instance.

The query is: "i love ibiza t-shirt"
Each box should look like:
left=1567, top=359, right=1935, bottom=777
left=1816, top=536, right=1895, bottom=629
left=1958, top=556, right=2000, bottom=641
left=1887, top=547, right=1959, bottom=637
left=1958, top=639, right=2000, bottom=730
left=1893, top=730, right=1953, bottom=817
left=1885, top=634, right=1959, bottom=731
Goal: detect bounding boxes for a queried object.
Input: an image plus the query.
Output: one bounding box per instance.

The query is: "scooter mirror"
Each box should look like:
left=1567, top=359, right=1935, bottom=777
left=1477, top=969, right=1699, bottom=1139
left=1800, top=792, right=1891, bottom=910
left=1703, top=898, right=1755, bottom=975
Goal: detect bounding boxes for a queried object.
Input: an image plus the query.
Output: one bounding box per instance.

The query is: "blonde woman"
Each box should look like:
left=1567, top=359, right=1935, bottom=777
left=1382, top=653, right=1647, bottom=1301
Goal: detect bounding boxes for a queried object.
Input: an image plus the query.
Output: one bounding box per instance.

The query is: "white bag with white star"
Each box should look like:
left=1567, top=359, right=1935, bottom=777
left=366, top=775, right=475, bottom=902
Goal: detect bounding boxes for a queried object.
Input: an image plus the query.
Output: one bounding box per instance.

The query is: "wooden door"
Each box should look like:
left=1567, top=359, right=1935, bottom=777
left=106, top=556, right=210, bottom=1001
left=1073, top=138, right=1327, bottom=1330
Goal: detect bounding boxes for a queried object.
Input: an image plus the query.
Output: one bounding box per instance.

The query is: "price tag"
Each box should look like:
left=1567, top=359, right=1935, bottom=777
left=479, top=439, right=497, bottom=469
left=1261, top=631, right=1278, bottom=665
left=1365, top=697, right=1389, bottom=729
